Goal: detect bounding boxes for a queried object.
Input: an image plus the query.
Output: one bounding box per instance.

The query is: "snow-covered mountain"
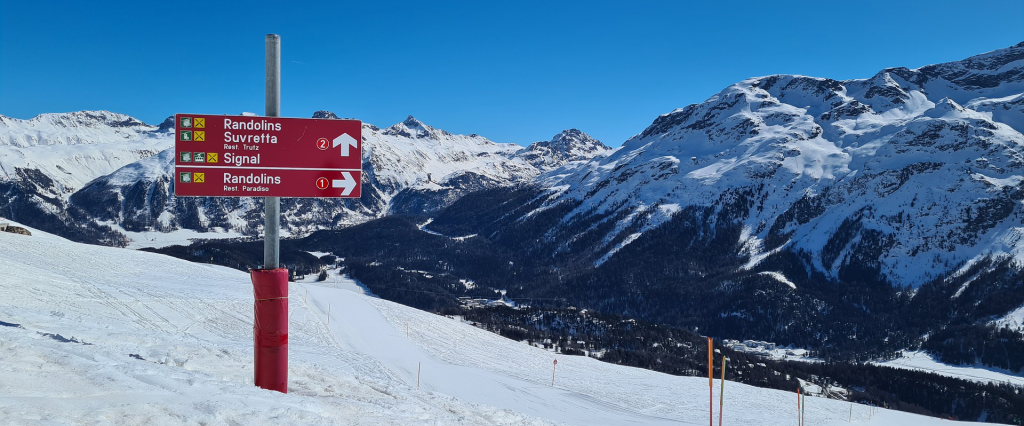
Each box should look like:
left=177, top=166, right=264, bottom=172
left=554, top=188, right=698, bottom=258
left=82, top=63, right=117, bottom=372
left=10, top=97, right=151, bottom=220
left=0, top=111, right=608, bottom=245
left=0, top=220, right=988, bottom=425
left=0, top=111, right=172, bottom=244
left=385, top=125, right=610, bottom=216
left=0, top=110, right=170, bottom=193
left=0, top=110, right=159, bottom=146
left=397, top=42, right=1024, bottom=360
left=525, top=41, right=1024, bottom=287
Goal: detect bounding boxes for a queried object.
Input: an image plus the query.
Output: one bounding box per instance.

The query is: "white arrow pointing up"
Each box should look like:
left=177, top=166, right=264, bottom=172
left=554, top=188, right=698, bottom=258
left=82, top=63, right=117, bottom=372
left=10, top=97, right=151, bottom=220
left=332, top=172, right=357, bottom=196
left=333, top=133, right=358, bottom=157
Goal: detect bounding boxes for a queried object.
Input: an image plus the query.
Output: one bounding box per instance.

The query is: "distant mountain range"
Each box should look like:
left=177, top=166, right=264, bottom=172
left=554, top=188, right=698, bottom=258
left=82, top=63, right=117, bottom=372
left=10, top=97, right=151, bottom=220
left=0, top=111, right=609, bottom=244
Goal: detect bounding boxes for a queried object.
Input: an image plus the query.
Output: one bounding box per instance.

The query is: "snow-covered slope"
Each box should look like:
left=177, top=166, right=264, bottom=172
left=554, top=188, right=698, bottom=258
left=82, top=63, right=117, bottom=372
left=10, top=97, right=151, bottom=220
left=532, top=41, right=1024, bottom=287
left=995, top=305, right=1024, bottom=332
left=0, top=220, right=983, bottom=425
left=0, top=220, right=552, bottom=425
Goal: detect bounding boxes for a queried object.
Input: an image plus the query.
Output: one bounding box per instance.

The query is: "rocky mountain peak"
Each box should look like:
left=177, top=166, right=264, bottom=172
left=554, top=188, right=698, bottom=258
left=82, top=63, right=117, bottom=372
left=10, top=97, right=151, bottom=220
left=312, top=110, right=339, bottom=119
left=402, top=115, right=426, bottom=128
left=518, top=129, right=610, bottom=171
left=157, top=116, right=175, bottom=132
left=551, top=129, right=604, bottom=147
left=382, top=115, right=449, bottom=139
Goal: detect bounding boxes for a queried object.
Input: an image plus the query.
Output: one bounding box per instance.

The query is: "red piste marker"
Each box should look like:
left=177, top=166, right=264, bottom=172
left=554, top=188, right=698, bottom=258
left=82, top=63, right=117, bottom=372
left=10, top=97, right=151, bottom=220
left=552, top=359, right=558, bottom=387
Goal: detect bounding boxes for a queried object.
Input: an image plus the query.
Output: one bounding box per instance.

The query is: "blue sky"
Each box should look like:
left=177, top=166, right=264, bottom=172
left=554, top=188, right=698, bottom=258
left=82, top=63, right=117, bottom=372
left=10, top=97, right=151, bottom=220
left=1, top=1, right=1021, bottom=146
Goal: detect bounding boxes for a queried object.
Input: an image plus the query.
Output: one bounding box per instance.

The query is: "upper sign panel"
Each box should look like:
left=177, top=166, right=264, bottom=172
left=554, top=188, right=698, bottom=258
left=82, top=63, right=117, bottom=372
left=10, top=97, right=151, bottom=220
left=174, top=114, right=362, bottom=198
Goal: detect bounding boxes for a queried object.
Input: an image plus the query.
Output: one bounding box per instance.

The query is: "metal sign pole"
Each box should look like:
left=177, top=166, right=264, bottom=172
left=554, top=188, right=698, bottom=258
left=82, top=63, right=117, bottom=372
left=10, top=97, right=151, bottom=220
left=250, top=33, right=288, bottom=394
left=264, top=33, right=281, bottom=269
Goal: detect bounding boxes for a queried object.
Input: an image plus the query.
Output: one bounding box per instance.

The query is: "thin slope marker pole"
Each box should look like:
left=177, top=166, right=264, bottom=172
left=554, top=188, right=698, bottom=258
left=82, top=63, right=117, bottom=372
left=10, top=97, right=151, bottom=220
left=708, top=337, right=713, bottom=426
left=719, top=355, right=725, bottom=426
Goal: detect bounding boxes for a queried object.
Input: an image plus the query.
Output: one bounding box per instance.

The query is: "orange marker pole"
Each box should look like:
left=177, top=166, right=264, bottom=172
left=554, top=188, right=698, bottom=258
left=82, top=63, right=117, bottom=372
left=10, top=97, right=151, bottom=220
left=797, top=388, right=802, bottom=426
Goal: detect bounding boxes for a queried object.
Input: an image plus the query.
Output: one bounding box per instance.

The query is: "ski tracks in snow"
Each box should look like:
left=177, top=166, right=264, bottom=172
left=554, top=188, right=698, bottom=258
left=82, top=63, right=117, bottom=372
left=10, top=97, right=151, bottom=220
left=301, top=282, right=684, bottom=425
left=0, top=229, right=559, bottom=426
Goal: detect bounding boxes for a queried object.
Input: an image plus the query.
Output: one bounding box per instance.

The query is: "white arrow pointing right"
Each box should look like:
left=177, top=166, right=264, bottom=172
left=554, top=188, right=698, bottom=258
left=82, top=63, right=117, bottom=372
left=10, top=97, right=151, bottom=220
left=333, top=133, right=358, bottom=157
left=331, top=172, right=357, bottom=196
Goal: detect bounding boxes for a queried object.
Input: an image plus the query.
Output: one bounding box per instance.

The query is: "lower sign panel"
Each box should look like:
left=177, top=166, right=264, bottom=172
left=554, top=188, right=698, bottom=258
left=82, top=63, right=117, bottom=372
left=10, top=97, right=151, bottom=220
left=175, top=167, right=361, bottom=198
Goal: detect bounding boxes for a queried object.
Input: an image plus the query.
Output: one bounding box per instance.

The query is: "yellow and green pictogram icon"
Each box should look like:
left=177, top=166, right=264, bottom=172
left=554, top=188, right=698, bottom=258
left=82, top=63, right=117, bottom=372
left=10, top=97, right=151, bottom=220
left=193, top=117, right=205, bottom=128
left=178, top=172, right=204, bottom=183
left=180, top=117, right=192, bottom=128
left=194, top=152, right=206, bottom=163
left=194, top=131, right=205, bottom=141
left=206, top=152, right=218, bottom=163
left=179, top=151, right=192, bottom=162
left=180, top=131, right=192, bottom=141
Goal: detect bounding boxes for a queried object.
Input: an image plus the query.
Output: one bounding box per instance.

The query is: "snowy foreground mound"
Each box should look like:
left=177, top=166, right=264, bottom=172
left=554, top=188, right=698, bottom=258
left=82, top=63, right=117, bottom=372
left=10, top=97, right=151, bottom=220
left=0, top=224, right=987, bottom=425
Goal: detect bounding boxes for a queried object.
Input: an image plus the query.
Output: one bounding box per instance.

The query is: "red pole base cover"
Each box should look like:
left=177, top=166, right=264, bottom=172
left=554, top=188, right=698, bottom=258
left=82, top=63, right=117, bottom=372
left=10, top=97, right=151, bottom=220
left=251, top=268, right=288, bottom=393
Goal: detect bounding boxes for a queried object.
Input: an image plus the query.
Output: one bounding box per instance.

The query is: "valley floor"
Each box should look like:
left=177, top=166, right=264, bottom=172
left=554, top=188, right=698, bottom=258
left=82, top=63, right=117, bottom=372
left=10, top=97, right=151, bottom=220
left=876, top=351, right=1024, bottom=387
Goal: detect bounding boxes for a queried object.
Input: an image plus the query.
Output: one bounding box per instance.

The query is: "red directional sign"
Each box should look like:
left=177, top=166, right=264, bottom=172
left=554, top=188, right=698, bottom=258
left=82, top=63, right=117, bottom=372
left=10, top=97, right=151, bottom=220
left=173, top=114, right=361, bottom=198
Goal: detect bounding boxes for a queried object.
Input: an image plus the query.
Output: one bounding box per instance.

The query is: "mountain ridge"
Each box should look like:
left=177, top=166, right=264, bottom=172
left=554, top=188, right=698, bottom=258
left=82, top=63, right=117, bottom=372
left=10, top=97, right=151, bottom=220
left=0, top=110, right=610, bottom=244
left=518, top=41, right=1024, bottom=287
